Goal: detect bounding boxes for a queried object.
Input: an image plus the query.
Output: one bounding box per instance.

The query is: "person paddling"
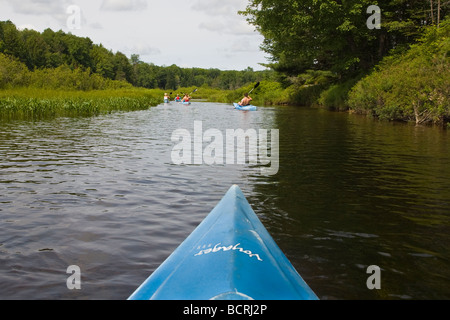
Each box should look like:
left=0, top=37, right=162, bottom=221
left=239, top=93, right=252, bottom=106
left=182, top=94, right=191, bottom=103
left=164, top=93, right=170, bottom=103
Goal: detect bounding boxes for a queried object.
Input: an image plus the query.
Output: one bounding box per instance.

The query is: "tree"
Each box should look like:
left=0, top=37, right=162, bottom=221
left=0, top=53, right=30, bottom=88
left=133, top=62, right=158, bottom=88
left=91, top=44, right=115, bottom=79
left=22, top=29, right=49, bottom=69
left=113, top=51, right=133, bottom=82
left=240, top=0, right=440, bottom=78
left=41, top=29, right=68, bottom=68
left=0, top=21, right=26, bottom=64
left=65, top=33, right=94, bottom=69
left=165, top=64, right=181, bottom=90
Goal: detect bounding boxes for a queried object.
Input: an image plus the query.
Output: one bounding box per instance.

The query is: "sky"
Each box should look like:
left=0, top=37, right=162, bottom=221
left=0, top=0, right=269, bottom=71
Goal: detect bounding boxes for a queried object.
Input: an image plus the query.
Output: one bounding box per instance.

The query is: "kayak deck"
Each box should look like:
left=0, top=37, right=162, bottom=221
left=128, top=185, right=318, bottom=300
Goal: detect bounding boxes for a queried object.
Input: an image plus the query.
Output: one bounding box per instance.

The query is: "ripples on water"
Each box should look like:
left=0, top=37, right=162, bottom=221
left=0, top=103, right=449, bottom=299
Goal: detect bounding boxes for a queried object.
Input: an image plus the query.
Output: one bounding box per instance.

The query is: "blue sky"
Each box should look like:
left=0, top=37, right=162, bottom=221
left=0, top=0, right=268, bottom=70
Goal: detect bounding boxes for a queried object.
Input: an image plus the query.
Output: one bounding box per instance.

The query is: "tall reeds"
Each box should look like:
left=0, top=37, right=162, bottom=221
left=0, top=88, right=160, bottom=120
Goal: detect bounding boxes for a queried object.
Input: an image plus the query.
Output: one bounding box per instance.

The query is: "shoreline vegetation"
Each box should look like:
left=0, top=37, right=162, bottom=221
left=0, top=15, right=449, bottom=127
left=0, top=88, right=161, bottom=120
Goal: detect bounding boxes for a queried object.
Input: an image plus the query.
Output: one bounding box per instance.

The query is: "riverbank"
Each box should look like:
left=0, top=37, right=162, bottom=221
left=347, top=21, right=449, bottom=127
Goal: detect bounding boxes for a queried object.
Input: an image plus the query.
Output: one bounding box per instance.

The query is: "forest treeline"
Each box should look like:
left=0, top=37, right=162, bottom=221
left=0, top=20, right=273, bottom=91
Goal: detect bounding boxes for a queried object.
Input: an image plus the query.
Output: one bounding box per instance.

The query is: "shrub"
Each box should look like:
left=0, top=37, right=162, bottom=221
left=348, top=21, right=450, bottom=125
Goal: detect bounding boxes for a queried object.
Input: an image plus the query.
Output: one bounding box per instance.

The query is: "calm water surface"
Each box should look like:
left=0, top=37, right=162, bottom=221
left=0, top=102, right=449, bottom=300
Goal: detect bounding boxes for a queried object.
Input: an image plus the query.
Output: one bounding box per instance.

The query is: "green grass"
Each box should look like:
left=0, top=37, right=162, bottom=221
left=0, top=88, right=161, bottom=120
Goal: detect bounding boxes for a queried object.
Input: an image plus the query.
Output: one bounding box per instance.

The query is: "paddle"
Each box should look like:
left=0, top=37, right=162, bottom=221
left=177, top=89, right=197, bottom=97
left=248, top=82, right=260, bottom=95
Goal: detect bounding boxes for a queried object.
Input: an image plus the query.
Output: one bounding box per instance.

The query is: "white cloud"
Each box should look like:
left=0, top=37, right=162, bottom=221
left=191, top=0, right=246, bottom=16
left=193, top=0, right=255, bottom=36
left=199, top=20, right=255, bottom=36
left=228, top=37, right=262, bottom=53
left=89, top=22, right=103, bottom=30
left=2, top=0, right=88, bottom=31
left=125, top=43, right=161, bottom=56
left=4, top=0, right=71, bottom=15
left=100, top=0, right=148, bottom=11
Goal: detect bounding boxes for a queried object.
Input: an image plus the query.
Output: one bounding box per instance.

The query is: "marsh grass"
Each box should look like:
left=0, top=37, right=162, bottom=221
left=0, top=88, right=161, bottom=120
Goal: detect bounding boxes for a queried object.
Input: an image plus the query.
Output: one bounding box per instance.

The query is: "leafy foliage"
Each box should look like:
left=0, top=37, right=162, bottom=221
left=348, top=20, right=450, bottom=125
left=240, top=0, right=445, bottom=77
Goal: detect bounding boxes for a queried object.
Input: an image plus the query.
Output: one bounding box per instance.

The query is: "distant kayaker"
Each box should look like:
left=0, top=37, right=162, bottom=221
left=182, top=94, right=191, bottom=103
left=175, top=94, right=181, bottom=102
left=164, top=93, right=170, bottom=103
left=239, top=93, right=252, bottom=106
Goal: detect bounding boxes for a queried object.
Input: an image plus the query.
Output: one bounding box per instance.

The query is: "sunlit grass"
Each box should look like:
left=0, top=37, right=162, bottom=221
left=0, top=88, right=162, bottom=120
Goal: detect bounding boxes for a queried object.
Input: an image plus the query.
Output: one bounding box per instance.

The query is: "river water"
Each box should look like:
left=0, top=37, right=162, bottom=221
left=0, top=102, right=449, bottom=300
